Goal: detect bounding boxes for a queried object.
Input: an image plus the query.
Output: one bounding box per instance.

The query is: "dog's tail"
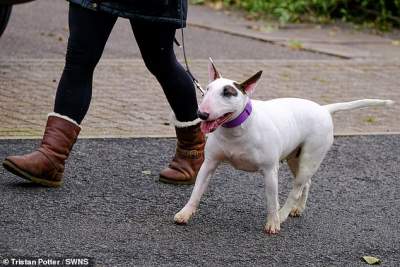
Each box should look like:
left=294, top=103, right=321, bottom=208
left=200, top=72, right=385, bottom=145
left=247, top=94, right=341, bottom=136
left=324, top=99, right=394, bottom=114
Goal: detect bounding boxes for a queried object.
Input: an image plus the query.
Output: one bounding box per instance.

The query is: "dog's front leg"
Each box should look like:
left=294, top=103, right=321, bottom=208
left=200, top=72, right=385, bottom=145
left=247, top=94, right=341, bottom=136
left=262, top=164, right=280, bottom=234
left=174, top=159, right=220, bottom=224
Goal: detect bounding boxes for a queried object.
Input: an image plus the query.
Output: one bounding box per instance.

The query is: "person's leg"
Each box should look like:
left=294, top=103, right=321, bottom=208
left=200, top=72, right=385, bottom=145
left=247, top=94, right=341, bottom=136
left=3, top=4, right=117, bottom=187
left=130, top=22, right=204, bottom=184
left=54, top=3, right=118, bottom=124
left=130, top=22, right=198, bottom=122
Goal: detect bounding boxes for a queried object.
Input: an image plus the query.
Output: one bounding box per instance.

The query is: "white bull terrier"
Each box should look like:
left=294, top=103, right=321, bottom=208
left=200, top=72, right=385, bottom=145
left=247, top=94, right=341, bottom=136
left=174, top=59, right=394, bottom=234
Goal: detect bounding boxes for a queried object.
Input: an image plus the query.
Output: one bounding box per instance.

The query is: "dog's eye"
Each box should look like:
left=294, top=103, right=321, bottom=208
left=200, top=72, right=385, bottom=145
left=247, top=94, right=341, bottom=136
left=222, top=86, right=238, bottom=97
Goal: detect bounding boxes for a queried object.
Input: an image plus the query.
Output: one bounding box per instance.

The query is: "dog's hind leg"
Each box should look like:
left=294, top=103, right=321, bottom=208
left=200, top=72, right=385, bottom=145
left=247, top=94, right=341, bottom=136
left=290, top=180, right=311, bottom=217
left=286, top=146, right=309, bottom=217
left=279, top=157, right=320, bottom=223
left=279, top=135, right=333, bottom=222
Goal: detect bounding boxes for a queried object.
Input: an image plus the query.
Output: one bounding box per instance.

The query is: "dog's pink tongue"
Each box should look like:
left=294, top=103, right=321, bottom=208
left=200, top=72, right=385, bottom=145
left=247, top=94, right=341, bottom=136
left=200, top=120, right=218, bottom=134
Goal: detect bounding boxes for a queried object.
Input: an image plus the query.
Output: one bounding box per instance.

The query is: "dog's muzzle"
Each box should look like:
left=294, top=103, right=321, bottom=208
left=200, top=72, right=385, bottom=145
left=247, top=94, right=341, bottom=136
left=197, top=110, right=209, bottom=120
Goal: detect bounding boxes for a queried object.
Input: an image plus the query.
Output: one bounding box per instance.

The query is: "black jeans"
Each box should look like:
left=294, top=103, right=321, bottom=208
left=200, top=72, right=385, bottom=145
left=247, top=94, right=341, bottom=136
left=54, top=3, right=198, bottom=124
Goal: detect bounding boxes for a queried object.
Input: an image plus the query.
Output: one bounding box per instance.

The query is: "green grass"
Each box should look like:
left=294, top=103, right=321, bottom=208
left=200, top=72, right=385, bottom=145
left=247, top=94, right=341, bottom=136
left=194, top=0, right=400, bottom=30
left=364, top=115, right=377, bottom=124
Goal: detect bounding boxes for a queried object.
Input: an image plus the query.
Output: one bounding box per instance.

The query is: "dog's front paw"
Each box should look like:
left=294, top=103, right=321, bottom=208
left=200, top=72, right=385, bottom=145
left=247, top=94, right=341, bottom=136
left=264, top=222, right=280, bottom=235
left=174, top=209, right=193, bottom=225
left=264, top=215, right=280, bottom=235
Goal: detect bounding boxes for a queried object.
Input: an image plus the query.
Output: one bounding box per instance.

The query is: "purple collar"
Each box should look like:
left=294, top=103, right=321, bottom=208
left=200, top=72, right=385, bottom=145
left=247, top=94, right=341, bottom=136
left=222, top=100, right=253, bottom=128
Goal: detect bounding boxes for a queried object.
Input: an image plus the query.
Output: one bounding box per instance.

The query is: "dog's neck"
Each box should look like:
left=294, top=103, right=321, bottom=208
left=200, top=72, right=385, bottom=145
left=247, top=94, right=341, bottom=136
left=222, top=100, right=252, bottom=128
left=217, top=99, right=254, bottom=138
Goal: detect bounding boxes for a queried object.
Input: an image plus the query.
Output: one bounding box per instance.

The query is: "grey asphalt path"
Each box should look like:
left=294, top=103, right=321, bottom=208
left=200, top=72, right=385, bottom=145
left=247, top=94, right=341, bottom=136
left=1, top=136, right=399, bottom=266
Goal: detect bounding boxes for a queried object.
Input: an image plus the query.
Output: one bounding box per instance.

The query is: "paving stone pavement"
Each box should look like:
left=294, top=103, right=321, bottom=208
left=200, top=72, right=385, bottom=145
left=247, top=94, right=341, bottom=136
left=0, top=59, right=398, bottom=138
left=189, top=5, right=400, bottom=59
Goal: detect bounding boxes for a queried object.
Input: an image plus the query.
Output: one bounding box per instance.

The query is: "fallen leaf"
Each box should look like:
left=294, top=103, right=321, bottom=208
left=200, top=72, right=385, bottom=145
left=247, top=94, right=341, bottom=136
left=288, top=39, right=303, bottom=50
left=361, top=256, right=381, bottom=265
left=391, top=40, right=400, bottom=46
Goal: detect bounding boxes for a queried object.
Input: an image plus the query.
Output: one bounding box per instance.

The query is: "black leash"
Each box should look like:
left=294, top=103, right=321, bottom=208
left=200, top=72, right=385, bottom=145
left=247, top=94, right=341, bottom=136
left=176, top=0, right=206, bottom=96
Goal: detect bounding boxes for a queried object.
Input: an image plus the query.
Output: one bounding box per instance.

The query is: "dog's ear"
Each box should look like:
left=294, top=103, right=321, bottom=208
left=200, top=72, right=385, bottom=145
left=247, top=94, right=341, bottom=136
left=235, top=71, right=262, bottom=95
left=208, top=57, right=222, bottom=82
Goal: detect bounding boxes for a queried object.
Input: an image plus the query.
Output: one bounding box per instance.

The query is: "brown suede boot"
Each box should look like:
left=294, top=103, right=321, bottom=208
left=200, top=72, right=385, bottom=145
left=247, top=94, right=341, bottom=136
left=2, top=113, right=81, bottom=187
left=159, top=118, right=205, bottom=185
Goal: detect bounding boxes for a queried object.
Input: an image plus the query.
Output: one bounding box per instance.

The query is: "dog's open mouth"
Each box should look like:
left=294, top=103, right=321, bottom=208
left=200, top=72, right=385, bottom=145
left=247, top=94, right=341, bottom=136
left=200, top=112, right=234, bottom=134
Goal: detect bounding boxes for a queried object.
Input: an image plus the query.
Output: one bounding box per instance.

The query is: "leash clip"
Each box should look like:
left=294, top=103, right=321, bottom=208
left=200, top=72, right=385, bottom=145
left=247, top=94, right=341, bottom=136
left=194, top=79, right=205, bottom=96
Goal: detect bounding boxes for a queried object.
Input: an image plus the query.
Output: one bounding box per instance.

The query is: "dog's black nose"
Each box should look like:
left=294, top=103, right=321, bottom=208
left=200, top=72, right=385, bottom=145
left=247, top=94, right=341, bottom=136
left=197, top=110, right=209, bottom=120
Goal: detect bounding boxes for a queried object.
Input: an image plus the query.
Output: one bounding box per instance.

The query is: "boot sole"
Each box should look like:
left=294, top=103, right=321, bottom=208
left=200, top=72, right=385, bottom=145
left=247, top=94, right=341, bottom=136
left=2, top=159, right=62, bottom=188
left=159, top=175, right=196, bottom=185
